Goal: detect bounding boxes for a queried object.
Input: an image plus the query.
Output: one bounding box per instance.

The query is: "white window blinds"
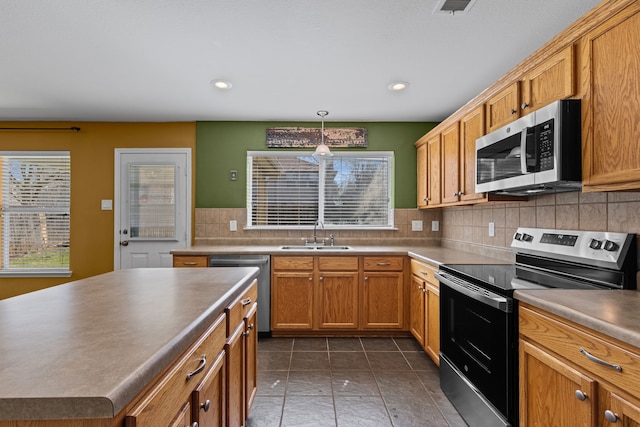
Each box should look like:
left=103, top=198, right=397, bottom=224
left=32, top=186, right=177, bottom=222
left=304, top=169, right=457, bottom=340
left=1, top=152, right=71, bottom=273
left=247, top=151, right=393, bottom=229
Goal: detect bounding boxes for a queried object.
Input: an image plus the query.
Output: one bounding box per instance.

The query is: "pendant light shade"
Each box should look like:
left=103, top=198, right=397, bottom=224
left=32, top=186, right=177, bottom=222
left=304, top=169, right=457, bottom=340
left=313, top=110, right=333, bottom=157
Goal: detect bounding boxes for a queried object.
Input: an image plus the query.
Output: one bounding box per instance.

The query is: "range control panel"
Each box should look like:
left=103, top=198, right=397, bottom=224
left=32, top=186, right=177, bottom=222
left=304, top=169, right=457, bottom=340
left=511, top=227, right=634, bottom=269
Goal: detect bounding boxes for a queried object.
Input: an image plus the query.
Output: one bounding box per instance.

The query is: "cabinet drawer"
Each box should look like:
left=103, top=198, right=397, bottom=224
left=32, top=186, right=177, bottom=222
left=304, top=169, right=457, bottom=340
left=318, top=256, right=358, bottom=271
left=272, top=256, right=314, bottom=271
left=410, top=259, right=439, bottom=286
left=363, top=256, right=403, bottom=271
left=520, top=305, right=640, bottom=399
left=173, top=255, right=209, bottom=268
left=226, top=279, right=258, bottom=332
left=125, top=313, right=226, bottom=427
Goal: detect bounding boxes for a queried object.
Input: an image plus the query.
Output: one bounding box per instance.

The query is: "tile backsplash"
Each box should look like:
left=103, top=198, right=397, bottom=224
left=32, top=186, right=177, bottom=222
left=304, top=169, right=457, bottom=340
left=195, top=208, right=443, bottom=246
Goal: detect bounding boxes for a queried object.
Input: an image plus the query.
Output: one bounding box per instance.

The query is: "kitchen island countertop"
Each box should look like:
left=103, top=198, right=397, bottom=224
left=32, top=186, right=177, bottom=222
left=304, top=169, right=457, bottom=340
left=0, top=267, right=258, bottom=421
left=515, top=289, right=640, bottom=350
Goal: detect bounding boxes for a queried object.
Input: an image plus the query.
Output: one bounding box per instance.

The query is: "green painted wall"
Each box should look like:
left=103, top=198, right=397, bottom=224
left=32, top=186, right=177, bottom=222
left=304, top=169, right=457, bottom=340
left=196, top=121, right=437, bottom=209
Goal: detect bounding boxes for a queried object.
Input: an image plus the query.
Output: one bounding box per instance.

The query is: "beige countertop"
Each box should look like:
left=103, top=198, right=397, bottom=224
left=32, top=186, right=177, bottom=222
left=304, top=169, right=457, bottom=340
left=172, top=245, right=509, bottom=266
left=0, top=267, right=259, bottom=421
left=515, top=289, right=640, bottom=349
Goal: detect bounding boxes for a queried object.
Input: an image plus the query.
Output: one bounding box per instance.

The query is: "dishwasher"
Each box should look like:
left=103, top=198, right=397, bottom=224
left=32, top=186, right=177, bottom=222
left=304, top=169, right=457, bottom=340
left=209, top=254, right=271, bottom=335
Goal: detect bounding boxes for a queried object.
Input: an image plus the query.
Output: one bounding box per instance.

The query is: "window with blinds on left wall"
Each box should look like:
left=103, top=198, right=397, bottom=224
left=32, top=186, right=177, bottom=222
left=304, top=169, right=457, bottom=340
left=0, top=152, right=71, bottom=276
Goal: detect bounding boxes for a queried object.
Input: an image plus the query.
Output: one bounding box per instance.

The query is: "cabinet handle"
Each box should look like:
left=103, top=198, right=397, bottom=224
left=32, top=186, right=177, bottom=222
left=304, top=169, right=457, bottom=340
left=376, top=262, right=391, bottom=266
left=575, top=390, right=588, bottom=401
left=191, top=422, right=199, bottom=427
left=579, top=348, right=622, bottom=372
left=200, top=399, right=211, bottom=412
left=510, top=108, right=517, bottom=115
left=604, top=410, right=619, bottom=423
left=521, top=102, right=529, bottom=110
left=241, top=297, right=252, bottom=306
left=420, top=270, right=429, bottom=276
left=182, top=262, right=199, bottom=265
left=308, top=277, right=313, bottom=282
left=319, top=276, right=324, bottom=281
left=364, top=277, right=368, bottom=281
left=186, top=355, right=207, bottom=381
left=417, top=285, right=424, bottom=291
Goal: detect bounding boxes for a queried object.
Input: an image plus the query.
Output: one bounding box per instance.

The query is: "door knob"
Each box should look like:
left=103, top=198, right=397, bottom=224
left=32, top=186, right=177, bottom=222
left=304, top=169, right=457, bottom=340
left=120, top=240, right=129, bottom=246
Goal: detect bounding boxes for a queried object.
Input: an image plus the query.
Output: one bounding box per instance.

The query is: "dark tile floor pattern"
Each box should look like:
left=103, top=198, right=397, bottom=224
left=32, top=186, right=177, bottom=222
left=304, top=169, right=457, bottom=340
left=246, top=337, right=467, bottom=427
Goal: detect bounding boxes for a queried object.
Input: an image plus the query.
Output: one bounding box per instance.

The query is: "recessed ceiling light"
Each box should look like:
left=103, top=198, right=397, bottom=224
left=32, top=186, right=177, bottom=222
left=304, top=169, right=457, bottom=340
left=211, top=79, right=232, bottom=90
left=388, top=81, right=409, bottom=92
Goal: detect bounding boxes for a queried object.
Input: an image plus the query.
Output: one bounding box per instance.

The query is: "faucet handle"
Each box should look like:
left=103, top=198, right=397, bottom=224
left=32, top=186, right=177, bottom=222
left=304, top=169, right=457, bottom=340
left=329, top=234, right=335, bottom=246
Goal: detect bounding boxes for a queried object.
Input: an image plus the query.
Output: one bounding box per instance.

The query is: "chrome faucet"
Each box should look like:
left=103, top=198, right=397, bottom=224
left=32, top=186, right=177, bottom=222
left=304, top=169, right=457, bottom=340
left=313, top=220, right=324, bottom=245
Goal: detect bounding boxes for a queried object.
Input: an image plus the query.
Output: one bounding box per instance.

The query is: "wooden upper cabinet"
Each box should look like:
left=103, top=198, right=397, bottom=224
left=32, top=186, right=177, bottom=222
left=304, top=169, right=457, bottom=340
left=460, top=105, right=486, bottom=203
left=441, top=122, right=461, bottom=205
left=485, top=82, right=520, bottom=133
left=416, top=142, right=428, bottom=208
left=520, top=45, right=575, bottom=114
left=426, top=133, right=442, bottom=206
left=581, top=4, right=640, bottom=191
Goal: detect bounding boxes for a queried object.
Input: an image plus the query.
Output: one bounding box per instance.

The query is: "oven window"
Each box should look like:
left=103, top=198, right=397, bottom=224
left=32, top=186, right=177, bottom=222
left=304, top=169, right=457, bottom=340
left=440, top=283, right=514, bottom=418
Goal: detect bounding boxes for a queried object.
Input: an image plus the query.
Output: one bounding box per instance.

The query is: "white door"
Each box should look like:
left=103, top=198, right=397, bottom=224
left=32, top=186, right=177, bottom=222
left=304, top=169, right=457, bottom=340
left=115, top=149, right=191, bottom=269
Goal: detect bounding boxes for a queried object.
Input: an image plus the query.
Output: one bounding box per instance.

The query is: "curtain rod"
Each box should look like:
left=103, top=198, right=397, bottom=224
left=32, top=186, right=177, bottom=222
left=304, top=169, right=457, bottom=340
left=0, top=126, right=81, bottom=131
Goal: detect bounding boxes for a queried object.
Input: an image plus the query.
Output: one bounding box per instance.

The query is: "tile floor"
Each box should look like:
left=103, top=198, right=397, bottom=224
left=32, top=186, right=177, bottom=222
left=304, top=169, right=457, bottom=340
left=246, top=337, right=466, bottom=427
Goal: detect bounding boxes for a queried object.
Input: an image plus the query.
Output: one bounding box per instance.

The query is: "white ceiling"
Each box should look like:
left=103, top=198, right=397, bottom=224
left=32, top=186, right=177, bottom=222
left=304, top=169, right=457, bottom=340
left=0, top=0, right=601, bottom=123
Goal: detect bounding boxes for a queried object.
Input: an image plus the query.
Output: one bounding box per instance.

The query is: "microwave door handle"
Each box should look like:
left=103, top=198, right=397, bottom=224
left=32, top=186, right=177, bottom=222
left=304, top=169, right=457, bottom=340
left=520, top=129, right=528, bottom=173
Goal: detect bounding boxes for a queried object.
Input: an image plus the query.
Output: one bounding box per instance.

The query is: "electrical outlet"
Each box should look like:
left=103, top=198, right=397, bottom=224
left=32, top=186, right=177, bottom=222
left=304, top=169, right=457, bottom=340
left=229, top=220, right=237, bottom=232
left=431, top=220, right=439, bottom=232
left=411, top=220, right=423, bottom=231
left=488, top=222, right=495, bottom=237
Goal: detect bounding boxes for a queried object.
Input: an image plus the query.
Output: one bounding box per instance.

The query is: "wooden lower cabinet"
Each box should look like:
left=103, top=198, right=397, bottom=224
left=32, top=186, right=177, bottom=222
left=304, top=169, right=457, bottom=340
left=244, top=304, right=258, bottom=416
left=170, top=403, right=193, bottom=427
left=409, top=259, right=439, bottom=365
left=317, top=257, right=359, bottom=329
left=519, top=303, right=640, bottom=427
left=192, top=352, right=226, bottom=427
left=362, top=257, right=404, bottom=330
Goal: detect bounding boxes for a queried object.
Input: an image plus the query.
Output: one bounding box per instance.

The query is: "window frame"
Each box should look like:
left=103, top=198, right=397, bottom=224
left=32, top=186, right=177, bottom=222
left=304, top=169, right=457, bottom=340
left=0, top=151, right=71, bottom=277
left=246, top=150, right=395, bottom=230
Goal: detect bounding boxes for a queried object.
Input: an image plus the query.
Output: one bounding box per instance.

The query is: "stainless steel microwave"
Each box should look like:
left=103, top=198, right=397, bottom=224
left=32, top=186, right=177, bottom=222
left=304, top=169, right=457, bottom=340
left=475, top=99, right=582, bottom=196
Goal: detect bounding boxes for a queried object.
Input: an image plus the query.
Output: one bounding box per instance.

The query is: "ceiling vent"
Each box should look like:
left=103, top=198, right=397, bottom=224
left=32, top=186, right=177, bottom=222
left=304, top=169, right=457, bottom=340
left=433, top=0, right=477, bottom=15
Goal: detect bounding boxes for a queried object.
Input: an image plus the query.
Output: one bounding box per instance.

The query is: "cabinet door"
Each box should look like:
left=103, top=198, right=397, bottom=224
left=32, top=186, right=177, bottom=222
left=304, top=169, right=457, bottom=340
left=441, top=122, right=461, bottom=205
left=520, top=45, right=575, bottom=114
left=271, top=272, right=313, bottom=330
left=244, top=303, right=258, bottom=417
left=192, top=351, right=226, bottom=427
left=225, top=324, right=245, bottom=427
left=486, top=82, right=520, bottom=133
left=460, top=105, right=487, bottom=202
left=598, top=388, right=640, bottom=427
left=519, top=340, right=596, bottom=427
left=424, top=282, right=440, bottom=366
left=409, top=274, right=426, bottom=346
left=170, top=402, right=193, bottom=427
left=426, top=134, right=442, bottom=206
left=581, top=5, right=640, bottom=191
left=362, top=272, right=404, bottom=329
left=416, top=142, right=428, bottom=208
left=316, top=271, right=359, bottom=329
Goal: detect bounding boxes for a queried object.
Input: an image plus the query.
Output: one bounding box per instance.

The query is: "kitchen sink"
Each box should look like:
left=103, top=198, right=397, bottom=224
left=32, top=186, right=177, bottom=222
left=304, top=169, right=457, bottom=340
left=280, top=245, right=351, bottom=250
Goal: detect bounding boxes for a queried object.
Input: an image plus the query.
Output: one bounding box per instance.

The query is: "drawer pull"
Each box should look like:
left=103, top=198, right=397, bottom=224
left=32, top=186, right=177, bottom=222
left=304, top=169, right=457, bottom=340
left=376, top=262, right=391, bottom=266
left=241, top=298, right=252, bottom=307
left=420, top=270, right=429, bottom=276
left=200, top=399, right=211, bottom=412
left=575, top=390, right=588, bottom=401
left=186, top=355, right=207, bottom=381
left=579, top=348, right=622, bottom=372
left=183, top=262, right=199, bottom=266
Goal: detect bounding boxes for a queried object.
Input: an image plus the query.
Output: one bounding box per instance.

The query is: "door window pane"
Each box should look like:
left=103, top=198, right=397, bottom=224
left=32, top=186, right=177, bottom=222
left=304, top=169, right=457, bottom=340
left=129, top=164, right=176, bottom=238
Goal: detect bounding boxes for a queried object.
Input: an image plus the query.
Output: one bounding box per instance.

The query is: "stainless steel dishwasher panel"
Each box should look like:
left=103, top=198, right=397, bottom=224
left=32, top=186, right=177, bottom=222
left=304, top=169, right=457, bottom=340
left=209, top=254, right=271, bottom=334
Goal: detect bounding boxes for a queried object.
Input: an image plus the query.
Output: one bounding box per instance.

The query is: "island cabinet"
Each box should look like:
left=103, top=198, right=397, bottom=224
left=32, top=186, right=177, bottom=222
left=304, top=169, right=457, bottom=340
left=519, top=303, right=640, bottom=427
left=125, top=312, right=227, bottom=427
left=225, top=280, right=258, bottom=427
left=362, top=256, right=405, bottom=330
left=173, top=255, right=209, bottom=268
left=580, top=2, right=640, bottom=192
left=409, top=259, right=440, bottom=366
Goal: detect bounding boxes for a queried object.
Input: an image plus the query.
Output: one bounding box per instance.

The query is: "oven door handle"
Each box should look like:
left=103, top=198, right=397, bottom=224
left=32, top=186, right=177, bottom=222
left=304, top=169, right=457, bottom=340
left=435, top=272, right=512, bottom=313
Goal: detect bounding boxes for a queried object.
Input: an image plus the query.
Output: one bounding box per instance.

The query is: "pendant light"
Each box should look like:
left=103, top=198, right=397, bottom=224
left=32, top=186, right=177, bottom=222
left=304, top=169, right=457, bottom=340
left=313, top=110, right=333, bottom=157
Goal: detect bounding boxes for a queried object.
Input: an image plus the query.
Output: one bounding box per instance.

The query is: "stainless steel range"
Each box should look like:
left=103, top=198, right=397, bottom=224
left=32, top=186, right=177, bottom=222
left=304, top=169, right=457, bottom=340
left=436, top=227, right=637, bottom=427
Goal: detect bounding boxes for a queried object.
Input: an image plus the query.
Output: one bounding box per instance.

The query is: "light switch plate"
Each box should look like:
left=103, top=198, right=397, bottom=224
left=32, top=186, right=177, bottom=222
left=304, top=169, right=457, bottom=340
left=489, top=222, right=495, bottom=237
left=229, top=220, right=238, bottom=232
left=431, top=220, right=439, bottom=232
left=411, top=220, right=423, bottom=231
left=101, top=199, right=112, bottom=210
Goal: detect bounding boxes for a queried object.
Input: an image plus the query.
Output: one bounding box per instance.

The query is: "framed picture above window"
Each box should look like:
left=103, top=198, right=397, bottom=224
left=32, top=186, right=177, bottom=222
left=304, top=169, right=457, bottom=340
left=0, top=151, right=71, bottom=276
left=247, top=151, right=394, bottom=229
